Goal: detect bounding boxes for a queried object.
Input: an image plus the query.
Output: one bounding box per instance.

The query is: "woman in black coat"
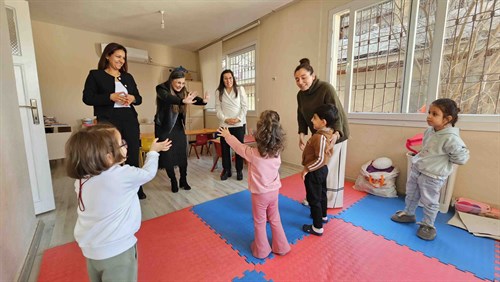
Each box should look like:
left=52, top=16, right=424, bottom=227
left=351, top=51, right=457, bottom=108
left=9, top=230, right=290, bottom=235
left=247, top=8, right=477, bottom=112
left=154, top=70, right=209, bottom=192
left=83, top=42, right=146, bottom=199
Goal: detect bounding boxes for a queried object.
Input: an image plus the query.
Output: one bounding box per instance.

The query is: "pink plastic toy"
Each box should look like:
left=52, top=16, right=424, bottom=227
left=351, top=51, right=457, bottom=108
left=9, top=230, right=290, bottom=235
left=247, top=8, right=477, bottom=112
left=406, top=133, right=424, bottom=154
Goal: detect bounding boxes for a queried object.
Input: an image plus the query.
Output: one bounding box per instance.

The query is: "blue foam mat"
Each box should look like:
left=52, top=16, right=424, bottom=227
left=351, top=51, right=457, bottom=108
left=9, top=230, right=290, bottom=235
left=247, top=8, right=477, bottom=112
left=337, top=195, right=495, bottom=280
left=233, top=270, right=271, bottom=282
left=191, top=190, right=311, bottom=264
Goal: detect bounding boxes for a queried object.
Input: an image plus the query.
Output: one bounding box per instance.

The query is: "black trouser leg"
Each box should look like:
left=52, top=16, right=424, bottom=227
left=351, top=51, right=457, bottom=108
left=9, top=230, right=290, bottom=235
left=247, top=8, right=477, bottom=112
left=108, top=112, right=142, bottom=196
left=305, top=166, right=329, bottom=229
left=230, top=125, right=246, bottom=173
left=220, top=136, right=232, bottom=173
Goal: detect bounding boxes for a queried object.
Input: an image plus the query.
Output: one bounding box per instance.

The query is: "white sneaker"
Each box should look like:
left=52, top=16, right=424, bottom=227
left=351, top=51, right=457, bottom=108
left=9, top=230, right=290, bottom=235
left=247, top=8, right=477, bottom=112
left=302, top=199, right=309, bottom=206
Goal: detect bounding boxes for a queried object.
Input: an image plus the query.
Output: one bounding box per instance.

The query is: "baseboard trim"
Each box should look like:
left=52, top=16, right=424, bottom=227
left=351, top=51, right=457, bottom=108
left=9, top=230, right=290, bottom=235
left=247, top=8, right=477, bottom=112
left=281, top=161, right=302, bottom=170
left=18, top=220, right=45, bottom=282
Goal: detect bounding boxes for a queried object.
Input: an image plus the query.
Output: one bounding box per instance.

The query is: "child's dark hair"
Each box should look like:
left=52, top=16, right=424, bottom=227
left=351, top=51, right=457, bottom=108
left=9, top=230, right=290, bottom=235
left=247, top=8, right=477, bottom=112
left=431, top=98, right=460, bottom=127
left=65, top=123, right=126, bottom=179
left=314, top=104, right=338, bottom=129
left=254, top=110, right=285, bottom=158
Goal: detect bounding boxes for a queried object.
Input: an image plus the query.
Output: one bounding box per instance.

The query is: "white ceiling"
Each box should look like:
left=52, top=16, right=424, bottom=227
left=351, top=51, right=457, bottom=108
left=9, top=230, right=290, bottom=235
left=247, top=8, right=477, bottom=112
left=27, top=0, right=294, bottom=51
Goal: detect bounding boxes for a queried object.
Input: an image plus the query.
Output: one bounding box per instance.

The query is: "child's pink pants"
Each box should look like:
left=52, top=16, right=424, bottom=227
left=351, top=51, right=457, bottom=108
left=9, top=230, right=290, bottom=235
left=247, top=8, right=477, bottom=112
left=250, top=190, right=291, bottom=259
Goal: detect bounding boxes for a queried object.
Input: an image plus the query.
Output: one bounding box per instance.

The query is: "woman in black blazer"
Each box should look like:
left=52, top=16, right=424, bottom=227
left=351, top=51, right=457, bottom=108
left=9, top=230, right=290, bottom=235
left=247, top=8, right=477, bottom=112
left=83, top=42, right=146, bottom=199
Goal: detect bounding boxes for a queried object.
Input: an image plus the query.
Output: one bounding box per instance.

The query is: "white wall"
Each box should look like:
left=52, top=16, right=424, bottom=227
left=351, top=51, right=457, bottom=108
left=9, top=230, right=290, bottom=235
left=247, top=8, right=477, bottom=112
left=0, top=1, right=38, bottom=280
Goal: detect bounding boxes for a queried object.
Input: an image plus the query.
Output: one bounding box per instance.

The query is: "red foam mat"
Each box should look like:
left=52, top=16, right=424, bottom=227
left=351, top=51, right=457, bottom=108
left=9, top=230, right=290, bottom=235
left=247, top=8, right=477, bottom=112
left=256, top=219, right=486, bottom=281
left=38, top=242, right=87, bottom=282
left=279, top=174, right=367, bottom=215
left=38, top=208, right=252, bottom=281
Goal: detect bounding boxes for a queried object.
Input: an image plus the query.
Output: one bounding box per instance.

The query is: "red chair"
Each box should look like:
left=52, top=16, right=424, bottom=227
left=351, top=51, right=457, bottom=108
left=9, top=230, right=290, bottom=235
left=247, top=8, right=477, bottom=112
left=189, top=134, right=211, bottom=159
left=210, top=140, right=222, bottom=172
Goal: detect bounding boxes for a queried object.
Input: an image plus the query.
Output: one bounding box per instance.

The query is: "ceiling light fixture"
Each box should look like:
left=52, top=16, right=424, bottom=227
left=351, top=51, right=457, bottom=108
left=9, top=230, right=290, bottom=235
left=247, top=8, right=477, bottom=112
left=160, top=10, right=165, bottom=29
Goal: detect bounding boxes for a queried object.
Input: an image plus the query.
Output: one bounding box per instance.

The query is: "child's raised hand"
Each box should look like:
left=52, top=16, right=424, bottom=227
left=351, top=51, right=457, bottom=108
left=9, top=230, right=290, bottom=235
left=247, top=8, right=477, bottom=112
left=150, top=138, right=172, bottom=152
left=217, top=127, right=231, bottom=138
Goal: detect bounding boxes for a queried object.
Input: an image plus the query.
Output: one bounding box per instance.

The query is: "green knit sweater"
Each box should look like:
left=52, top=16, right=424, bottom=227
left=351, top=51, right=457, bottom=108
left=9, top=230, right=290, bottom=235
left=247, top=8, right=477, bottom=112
left=296, top=79, right=349, bottom=143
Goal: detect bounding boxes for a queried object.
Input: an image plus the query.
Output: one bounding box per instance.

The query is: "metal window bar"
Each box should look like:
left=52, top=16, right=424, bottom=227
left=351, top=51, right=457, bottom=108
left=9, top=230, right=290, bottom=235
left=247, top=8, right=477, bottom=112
left=351, top=0, right=410, bottom=113
left=226, top=47, right=256, bottom=111
left=440, top=0, right=499, bottom=114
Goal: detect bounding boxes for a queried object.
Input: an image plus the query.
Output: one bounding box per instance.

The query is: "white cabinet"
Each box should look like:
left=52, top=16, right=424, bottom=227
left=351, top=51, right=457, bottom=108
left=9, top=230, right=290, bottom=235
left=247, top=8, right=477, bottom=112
left=45, top=125, right=72, bottom=160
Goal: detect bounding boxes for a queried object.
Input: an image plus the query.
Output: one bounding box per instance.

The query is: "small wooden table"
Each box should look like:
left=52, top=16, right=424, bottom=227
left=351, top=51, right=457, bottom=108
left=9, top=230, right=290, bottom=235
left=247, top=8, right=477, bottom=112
left=185, top=128, right=218, bottom=136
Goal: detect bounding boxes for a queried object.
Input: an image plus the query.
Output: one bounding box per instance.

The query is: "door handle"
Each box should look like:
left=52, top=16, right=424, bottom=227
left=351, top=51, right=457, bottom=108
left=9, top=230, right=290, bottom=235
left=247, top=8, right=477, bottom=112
left=19, top=99, right=40, bottom=124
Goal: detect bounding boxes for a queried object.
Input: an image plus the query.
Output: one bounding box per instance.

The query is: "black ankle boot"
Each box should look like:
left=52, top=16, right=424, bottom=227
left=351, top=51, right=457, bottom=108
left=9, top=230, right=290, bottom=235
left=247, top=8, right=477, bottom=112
left=171, top=179, right=178, bottom=193
left=179, top=178, right=191, bottom=190
left=221, top=170, right=232, bottom=181
left=236, top=171, right=243, bottom=181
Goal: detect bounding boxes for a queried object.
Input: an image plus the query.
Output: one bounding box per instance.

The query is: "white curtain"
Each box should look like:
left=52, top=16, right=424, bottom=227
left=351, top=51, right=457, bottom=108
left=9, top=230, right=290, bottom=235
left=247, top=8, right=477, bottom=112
left=199, top=41, right=222, bottom=109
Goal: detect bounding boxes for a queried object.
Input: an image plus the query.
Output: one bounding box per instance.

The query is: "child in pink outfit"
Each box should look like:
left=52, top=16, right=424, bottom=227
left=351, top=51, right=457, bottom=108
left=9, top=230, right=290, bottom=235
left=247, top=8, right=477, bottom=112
left=218, top=110, right=291, bottom=259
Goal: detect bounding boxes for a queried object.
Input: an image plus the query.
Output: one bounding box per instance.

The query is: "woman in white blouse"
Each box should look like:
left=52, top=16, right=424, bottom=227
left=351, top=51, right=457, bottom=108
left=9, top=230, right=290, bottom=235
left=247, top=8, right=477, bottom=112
left=215, top=70, right=248, bottom=181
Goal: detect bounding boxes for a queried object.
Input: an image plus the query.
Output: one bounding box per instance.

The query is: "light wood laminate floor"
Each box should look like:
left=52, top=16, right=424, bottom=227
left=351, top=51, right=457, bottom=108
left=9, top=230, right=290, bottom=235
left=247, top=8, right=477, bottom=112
left=28, top=154, right=300, bottom=281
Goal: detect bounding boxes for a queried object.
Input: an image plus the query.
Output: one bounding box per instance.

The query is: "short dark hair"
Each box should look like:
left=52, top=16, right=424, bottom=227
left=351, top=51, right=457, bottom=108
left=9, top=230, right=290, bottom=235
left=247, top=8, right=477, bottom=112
left=431, top=98, right=461, bottom=127
left=65, top=124, right=125, bottom=179
left=98, top=43, right=128, bottom=73
left=314, top=104, right=338, bottom=129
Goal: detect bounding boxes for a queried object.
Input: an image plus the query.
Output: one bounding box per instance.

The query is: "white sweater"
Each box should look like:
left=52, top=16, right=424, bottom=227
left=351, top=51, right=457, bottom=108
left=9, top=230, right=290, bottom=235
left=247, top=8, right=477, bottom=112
left=73, top=151, right=159, bottom=260
left=215, top=86, right=248, bottom=127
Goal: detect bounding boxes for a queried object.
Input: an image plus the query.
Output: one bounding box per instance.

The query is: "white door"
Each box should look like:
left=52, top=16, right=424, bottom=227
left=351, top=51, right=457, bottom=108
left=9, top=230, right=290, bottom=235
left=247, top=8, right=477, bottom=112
left=6, top=1, right=55, bottom=214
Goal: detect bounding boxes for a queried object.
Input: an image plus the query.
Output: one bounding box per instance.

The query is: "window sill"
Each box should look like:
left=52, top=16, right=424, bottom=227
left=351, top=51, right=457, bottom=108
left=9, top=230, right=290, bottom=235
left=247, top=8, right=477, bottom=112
left=348, top=113, right=500, bottom=132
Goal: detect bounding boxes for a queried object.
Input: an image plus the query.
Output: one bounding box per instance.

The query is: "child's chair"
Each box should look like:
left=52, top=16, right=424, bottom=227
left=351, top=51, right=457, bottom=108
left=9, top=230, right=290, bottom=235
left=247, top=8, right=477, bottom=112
left=139, top=134, right=155, bottom=167
left=210, top=140, right=222, bottom=172
left=189, top=134, right=211, bottom=159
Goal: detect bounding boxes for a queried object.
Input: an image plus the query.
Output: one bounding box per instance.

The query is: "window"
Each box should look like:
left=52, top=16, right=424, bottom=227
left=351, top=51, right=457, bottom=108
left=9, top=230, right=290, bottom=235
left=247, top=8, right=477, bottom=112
left=222, top=45, right=256, bottom=112
left=331, top=0, right=499, bottom=116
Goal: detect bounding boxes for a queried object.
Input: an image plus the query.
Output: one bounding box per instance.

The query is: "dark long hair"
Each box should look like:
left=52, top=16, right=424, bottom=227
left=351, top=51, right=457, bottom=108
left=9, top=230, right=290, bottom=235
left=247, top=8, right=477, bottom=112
left=98, top=43, right=128, bottom=73
left=294, top=58, right=314, bottom=75
left=254, top=110, right=285, bottom=158
left=165, top=70, right=187, bottom=113
left=217, top=69, right=239, bottom=102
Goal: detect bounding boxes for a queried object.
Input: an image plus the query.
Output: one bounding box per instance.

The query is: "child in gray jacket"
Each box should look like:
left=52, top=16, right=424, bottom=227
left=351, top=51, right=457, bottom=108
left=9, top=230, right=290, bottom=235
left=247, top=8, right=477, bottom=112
left=391, top=98, right=469, bottom=241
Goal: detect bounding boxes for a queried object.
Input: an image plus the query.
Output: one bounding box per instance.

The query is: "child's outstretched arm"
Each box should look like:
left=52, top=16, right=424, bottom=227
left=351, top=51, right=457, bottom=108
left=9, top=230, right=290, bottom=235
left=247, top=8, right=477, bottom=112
left=150, top=138, right=172, bottom=152
left=217, top=127, right=254, bottom=162
left=136, top=138, right=172, bottom=184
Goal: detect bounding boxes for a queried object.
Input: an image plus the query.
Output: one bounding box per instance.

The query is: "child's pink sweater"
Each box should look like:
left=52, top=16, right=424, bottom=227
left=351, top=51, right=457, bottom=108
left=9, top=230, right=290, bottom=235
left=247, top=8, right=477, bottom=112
left=225, top=135, right=281, bottom=194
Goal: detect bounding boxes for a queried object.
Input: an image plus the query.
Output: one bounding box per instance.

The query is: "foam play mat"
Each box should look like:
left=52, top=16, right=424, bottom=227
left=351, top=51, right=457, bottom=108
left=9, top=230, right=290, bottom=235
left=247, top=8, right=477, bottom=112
left=38, top=174, right=496, bottom=281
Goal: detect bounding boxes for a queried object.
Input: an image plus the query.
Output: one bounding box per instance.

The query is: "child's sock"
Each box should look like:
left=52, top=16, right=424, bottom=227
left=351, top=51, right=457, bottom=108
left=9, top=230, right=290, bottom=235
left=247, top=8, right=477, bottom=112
left=312, top=226, right=324, bottom=234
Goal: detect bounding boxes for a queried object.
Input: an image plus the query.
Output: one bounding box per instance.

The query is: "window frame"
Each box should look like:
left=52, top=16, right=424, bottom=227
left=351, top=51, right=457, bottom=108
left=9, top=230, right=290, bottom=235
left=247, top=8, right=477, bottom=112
left=327, top=0, right=500, bottom=132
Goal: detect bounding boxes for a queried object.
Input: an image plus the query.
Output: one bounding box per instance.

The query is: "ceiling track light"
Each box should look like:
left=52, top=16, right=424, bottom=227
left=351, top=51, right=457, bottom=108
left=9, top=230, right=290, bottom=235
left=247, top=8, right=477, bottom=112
left=160, top=10, right=165, bottom=29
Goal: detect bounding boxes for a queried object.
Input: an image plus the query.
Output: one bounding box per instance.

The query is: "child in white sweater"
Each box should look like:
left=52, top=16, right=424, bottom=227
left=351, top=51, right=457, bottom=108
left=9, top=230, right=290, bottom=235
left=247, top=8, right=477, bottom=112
left=65, top=124, right=171, bottom=281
